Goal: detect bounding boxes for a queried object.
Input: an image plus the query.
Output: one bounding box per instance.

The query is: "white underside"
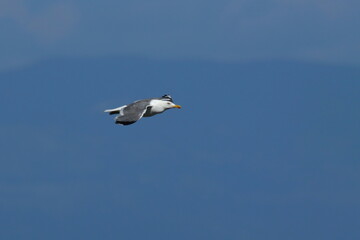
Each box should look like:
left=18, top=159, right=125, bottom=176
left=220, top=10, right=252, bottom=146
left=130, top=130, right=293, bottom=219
left=145, top=99, right=168, bottom=117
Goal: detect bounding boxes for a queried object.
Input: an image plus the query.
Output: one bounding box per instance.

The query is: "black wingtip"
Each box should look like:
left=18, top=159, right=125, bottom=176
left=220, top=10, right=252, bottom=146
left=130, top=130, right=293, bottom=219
left=115, top=121, right=136, bottom=125
left=161, top=94, right=173, bottom=102
left=108, top=111, right=120, bottom=115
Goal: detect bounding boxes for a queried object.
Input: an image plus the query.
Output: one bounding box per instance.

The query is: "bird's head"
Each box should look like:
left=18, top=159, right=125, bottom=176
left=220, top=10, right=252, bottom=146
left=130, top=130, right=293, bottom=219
left=162, top=100, right=181, bottom=110
left=159, top=94, right=181, bottom=110
left=150, top=96, right=181, bottom=113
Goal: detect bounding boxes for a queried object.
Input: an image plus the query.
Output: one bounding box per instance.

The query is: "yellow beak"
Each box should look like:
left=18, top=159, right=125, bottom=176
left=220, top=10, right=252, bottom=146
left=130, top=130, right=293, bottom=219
left=173, top=105, right=182, bottom=109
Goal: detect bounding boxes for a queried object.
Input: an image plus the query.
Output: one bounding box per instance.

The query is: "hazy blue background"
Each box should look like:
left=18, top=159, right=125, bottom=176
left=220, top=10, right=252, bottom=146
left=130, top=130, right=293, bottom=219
left=1, top=1, right=360, bottom=239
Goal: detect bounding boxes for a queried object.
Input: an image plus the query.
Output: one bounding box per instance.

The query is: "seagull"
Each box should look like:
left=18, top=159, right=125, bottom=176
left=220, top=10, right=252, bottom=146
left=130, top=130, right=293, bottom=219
left=104, top=94, right=182, bottom=125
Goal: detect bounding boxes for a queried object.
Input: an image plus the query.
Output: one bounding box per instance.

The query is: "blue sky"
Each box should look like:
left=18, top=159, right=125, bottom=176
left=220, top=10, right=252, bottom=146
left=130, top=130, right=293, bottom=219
left=0, top=1, right=360, bottom=239
left=1, top=0, right=360, bottom=71
left=1, top=58, right=359, bottom=240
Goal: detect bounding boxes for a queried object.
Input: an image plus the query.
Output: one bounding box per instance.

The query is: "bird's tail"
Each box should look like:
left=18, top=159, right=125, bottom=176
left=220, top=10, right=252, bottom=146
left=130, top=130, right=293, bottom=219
left=104, top=106, right=126, bottom=115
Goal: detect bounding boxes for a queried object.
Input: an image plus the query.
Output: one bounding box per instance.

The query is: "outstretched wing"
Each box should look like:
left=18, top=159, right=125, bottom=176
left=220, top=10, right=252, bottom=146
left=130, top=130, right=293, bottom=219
left=115, top=100, right=151, bottom=125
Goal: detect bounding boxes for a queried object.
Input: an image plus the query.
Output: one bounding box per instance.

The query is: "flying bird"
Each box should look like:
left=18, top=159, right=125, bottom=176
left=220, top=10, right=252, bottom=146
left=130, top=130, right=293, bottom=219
left=104, top=94, right=181, bottom=125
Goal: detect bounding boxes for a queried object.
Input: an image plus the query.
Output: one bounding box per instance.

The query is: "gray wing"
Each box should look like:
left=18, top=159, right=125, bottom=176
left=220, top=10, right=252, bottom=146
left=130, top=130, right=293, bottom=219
left=115, top=99, right=151, bottom=125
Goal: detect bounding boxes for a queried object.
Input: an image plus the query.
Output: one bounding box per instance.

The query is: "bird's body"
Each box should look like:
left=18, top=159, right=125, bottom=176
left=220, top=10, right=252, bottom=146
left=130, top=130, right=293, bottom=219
left=104, top=95, right=181, bottom=125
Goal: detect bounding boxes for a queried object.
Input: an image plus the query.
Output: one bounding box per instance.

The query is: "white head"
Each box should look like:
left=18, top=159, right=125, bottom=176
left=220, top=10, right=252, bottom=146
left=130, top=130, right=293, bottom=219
left=150, top=99, right=182, bottom=113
